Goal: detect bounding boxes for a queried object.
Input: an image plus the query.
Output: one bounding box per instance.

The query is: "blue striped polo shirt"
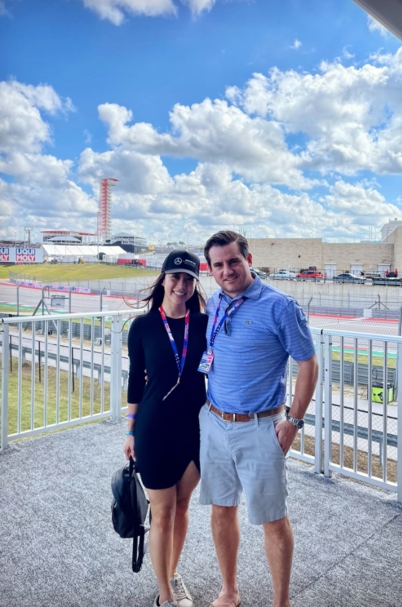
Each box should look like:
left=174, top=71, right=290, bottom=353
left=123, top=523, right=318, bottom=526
left=205, top=274, right=315, bottom=414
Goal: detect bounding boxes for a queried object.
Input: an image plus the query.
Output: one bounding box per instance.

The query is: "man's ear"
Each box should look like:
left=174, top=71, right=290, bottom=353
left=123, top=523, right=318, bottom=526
left=247, top=253, right=252, bottom=266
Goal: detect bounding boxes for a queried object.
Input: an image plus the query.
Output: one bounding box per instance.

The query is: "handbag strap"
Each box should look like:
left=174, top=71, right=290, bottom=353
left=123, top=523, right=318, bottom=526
left=128, top=457, right=150, bottom=573
left=132, top=527, right=145, bottom=573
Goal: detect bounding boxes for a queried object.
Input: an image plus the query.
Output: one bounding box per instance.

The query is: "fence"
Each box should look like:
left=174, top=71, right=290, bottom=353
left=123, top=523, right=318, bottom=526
left=261, top=268, right=400, bottom=280
left=0, top=312, right=401, bottom=501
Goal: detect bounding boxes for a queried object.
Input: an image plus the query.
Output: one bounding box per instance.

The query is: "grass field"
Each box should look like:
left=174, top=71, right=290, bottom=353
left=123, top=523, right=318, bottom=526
left=0, top=303, right=37, bottom=315
left=0, top=263, right=158, bottom=282
left=1, top=355, right=117, bottom=436
left=292, top=433, right=396, bottom=483
left=0, top=266, right=11, bottom=278
left=1, top=355, right=395, bottom=483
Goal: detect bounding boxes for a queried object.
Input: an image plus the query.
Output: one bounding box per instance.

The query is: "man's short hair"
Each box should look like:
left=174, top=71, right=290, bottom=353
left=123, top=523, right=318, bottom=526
left=204, top=231, right=249, bottom=266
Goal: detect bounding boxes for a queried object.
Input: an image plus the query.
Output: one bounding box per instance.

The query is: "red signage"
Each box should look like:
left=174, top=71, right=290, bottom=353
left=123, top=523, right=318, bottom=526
left=16, top=254, right=36, bottom=262
left=16, top=248, right=36, bottom=263
left=0, top=254, right=9, bottom=262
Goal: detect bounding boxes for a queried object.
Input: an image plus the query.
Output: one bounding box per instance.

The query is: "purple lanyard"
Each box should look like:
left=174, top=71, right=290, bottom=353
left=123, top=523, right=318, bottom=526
left=209, top=295, right=246, bottom=348
left=159, top=307, right=190, bottom=401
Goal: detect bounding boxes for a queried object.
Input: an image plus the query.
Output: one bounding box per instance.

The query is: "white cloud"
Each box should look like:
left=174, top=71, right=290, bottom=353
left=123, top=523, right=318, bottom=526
left=0, top=176, right=97, bottom=239
left=80, top=0, right=219, bottom=24
left=0, top=80, right=72, bottom=154
left=290, top=39, right=302, bottom=50
left=98, top=99, right=316, bottom=189
left=323, top=181, right=400, bottom=226
left=76, top=153, right=364, bottom=242
left=83, top=129, right=92, bottom=144
left=79, top=147, right=173, bottom=195
left=229, top=49, right=402, bottom=175
left=181, top=0, right=217, bottom=16
left=342, top=46, right=355, bottom=60
left=81, top=0, right=176, bottom=25
left=0, top=153, right=73, bottom=186
left=3, top=45, right=402, bottom=244
left=367, top=15, right=388, bottom=37
left=0, top=80, right=95, bottom=241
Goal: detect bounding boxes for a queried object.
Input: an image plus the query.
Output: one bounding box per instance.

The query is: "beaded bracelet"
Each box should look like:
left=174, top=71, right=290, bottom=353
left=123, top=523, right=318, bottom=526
left=126, top=413, right=137, bottom=420
left=126, top=430, right=135, bottom=436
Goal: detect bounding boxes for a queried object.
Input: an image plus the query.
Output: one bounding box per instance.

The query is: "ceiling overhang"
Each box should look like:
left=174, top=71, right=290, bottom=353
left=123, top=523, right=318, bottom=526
left=353, top=0, right=402, bottom=41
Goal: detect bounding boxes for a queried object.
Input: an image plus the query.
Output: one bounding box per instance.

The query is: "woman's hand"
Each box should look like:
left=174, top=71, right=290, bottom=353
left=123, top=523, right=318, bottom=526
left=123, top=435, right=135, bottom=460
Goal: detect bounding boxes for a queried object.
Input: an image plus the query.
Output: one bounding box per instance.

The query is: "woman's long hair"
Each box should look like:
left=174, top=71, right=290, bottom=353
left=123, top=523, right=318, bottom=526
left=141, top=272, right=206, bottom=313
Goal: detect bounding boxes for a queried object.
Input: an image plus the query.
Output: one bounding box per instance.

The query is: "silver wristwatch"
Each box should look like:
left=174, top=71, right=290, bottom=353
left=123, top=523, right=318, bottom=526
left=285, top=406, right=304, bottom=430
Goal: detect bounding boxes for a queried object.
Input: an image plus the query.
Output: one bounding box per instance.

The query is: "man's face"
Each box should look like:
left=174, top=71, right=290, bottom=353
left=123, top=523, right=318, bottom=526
left=208, top=241, right=253, bottom=298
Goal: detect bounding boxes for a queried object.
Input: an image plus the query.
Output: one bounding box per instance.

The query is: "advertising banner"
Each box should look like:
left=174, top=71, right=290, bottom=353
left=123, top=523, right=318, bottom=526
left=0, top=247, right=10, bottom=262
left=16, top=247, right=37, bottom=263
left=1, top=247, right=45, bottom=263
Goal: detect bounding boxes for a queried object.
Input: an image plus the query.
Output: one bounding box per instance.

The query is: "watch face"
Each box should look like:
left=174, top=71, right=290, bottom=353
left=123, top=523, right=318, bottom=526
left=287, top=415, right=304, bottom=429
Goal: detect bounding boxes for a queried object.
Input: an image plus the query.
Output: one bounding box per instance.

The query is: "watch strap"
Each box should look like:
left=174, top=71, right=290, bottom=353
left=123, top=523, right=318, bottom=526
left=285, top=407, right=304, bottom=429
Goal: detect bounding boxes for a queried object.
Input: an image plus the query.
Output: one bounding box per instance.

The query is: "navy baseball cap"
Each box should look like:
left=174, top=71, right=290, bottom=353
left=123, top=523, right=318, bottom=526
left=162, top=250, right=200, bottom=280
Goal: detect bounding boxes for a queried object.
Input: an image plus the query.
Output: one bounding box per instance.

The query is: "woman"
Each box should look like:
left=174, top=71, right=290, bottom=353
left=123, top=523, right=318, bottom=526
left=123, top=251, right=207, bottom=607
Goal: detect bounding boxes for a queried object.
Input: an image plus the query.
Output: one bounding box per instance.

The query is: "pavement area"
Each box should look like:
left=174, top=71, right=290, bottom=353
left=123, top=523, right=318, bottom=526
left=0, top=420, right=401, bottom=607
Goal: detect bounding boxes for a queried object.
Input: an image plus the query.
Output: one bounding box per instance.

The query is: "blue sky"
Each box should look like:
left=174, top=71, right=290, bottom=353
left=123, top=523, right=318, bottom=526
left=1, top=0, right=402, bottom=245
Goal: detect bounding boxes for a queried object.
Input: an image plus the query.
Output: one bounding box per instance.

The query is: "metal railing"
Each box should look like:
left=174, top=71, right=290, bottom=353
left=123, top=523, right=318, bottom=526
left=1, top=313, right=401, bottom=502
left=0, top=310, right=143, bottom=448
left=290, top=328, right=401, bottom=501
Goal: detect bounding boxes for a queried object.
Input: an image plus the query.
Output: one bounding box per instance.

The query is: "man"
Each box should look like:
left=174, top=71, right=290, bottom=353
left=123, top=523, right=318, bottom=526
left=199, top=231, right=318, bottom=607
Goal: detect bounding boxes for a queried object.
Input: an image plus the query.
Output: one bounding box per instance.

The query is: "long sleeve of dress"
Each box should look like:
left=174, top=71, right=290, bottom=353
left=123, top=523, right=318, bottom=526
left=127, top=317, right=146, bottom=404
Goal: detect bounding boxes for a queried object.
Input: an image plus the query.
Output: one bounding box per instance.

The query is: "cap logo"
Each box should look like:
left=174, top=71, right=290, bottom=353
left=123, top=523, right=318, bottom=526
left=184, top=260, right=196, bottom=267
left=174, top=257, right=182, bottom=265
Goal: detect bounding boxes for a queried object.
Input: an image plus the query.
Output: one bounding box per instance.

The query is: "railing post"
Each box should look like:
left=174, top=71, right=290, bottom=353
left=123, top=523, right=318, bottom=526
left=306, top=296, right=313, bottom=323
left=397, top=342, right=402, bottom=503
left=314, top=331, right=324, bottom=474
left=323, top=333, right=333, bottom=477
left=1, top=323, right=10, bottom=452
left=109, top=315, right=123, bottom=424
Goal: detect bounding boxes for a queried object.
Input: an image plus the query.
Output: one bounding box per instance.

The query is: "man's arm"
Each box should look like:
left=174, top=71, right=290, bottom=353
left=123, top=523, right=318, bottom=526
left=275, top=354, right=319, bottom=454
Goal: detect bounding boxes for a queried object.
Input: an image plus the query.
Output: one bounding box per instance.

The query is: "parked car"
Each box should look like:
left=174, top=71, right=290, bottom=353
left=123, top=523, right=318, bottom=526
left=296, top=269, right=323, bottom=281
left=250, top=267, right=268, bottom=279
left=268, top=270, right=296, bottom=280
left=333, top=273, right=365, bottom=284
left=372, top=276, right=402, bottom=287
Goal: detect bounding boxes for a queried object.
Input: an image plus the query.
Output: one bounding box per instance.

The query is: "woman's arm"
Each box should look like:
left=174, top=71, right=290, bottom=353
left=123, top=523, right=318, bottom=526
left=123, top=401, right=138, bottom=460
left=124, top=317, right=146, bottom=460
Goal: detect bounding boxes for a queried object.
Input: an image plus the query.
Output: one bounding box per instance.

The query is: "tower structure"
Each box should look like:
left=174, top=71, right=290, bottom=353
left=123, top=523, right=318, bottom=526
left=24, top=226, right=33, bottom=247
left=97, top=178, right=118, bottom=241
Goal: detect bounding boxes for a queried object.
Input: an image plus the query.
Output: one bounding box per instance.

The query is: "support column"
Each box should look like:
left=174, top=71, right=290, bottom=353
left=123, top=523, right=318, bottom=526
left=109, top=315, right=123, bottom=424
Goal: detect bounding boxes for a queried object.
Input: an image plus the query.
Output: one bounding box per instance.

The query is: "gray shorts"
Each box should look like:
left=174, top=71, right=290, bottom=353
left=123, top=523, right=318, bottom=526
left=199, top=404, right=288, bottom=525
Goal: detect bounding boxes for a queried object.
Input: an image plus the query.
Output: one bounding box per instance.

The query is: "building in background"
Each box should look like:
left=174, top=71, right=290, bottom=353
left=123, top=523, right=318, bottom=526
left=104, top=233, right=148, bottom=254
left=381, top=219, right=402, bottom=242
left=41, top=230, right=95, bottom=244
left=249, top=224, right=402, bottom=277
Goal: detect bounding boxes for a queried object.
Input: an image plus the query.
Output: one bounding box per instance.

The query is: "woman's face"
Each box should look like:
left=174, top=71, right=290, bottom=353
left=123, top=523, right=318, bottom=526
left=162, top=272, right=196, bottom=307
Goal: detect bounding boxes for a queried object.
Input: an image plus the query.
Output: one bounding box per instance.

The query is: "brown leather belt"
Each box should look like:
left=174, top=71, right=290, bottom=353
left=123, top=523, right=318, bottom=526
left=206, top=399, right=284, bottom=422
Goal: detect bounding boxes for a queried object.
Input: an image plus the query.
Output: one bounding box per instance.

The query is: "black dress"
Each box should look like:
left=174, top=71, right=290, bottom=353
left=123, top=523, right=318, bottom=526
left=127, top=309, right=208, bottom=490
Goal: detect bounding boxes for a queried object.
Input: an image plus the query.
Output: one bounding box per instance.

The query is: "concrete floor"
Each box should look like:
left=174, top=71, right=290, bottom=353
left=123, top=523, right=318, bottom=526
left=0, top=420, right=401, bottom=607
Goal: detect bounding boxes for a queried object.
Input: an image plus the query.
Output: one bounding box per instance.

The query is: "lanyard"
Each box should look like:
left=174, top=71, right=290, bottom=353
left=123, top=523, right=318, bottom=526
left=159, top=307, right=190, bottom=401
left=209, top=295, right=246, bottom=348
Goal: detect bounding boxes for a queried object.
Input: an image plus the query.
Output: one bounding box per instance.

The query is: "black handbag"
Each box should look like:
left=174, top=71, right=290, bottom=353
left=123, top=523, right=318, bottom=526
left=111, top=457, right=151, bottom=573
